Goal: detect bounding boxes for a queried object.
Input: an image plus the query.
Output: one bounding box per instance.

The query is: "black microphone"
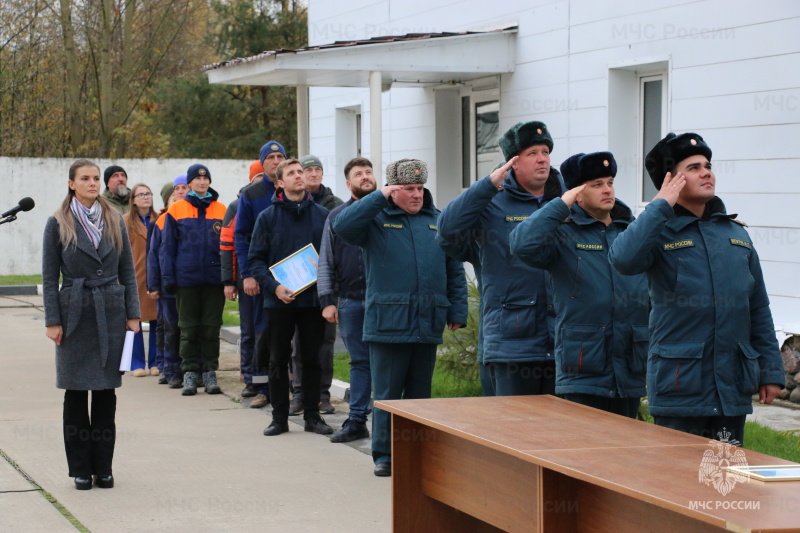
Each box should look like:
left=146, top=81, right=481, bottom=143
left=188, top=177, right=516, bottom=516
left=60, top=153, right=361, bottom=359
left=1, top=197, right=35, bottom=218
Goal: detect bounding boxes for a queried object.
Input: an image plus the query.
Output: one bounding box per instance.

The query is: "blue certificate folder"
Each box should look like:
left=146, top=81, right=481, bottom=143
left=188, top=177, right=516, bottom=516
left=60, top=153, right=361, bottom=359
left=727, top=465, right=800, bottom=481
left=269, top=244, right=319, bottom=296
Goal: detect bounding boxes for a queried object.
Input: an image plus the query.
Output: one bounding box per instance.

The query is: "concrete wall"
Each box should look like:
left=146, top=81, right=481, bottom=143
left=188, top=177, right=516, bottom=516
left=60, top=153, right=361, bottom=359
left=306, top=0, right=800, bottom=330
left=0, top=157, right=252, bottom=275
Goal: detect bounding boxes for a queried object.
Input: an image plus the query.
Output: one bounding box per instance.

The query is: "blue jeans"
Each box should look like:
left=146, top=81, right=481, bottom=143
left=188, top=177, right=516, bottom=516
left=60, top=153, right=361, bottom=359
left=338, top=298, right=371, bottom=423
left=370, top=342, right=436, bottom=465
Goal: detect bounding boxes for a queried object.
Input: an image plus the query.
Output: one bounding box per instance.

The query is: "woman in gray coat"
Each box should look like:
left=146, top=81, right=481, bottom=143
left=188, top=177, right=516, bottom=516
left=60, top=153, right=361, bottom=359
left=43, top=159, right=140, bottom=491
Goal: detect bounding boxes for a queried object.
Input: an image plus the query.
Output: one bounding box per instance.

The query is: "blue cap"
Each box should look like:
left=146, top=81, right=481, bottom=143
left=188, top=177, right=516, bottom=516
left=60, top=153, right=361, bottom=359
left=173, top=174, right=187, bottom=187
left=186, top=164, right=210, bottom=183
left=259, top=141, right=287, bottom=166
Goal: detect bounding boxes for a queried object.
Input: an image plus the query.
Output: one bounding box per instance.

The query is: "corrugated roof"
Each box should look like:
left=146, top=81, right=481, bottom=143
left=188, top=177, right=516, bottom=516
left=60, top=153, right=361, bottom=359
left=203, top=27, right=517, bottom=72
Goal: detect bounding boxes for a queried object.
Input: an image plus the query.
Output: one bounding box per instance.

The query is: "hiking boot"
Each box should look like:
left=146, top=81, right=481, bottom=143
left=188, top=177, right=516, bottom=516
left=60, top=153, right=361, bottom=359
left=330, top=419, right=370, bottom=443
left=158, top=375, right=168, bottom=385
left=249, top=393, right=269, bottom=408
left=241, top=384, right=257, bottom=398
left=168, top=377, right=183, bottom=389
left=181, top=372, right=198, bottom=396
left=263, top=419, right=289, bottom=436
left=203, top=371, right=222, bottom=394
left=319, top=400, right=336, bottom=414
left=288, top=397, right=304, bottom=416
left=304, top=415, right=334, bottom=435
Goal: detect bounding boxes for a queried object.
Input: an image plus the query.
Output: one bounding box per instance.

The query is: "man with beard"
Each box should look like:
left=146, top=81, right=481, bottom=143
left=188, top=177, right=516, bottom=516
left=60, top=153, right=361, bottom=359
left=103, top=165, right=131, bottom=214
left=318, top=157, right=376, bottom=443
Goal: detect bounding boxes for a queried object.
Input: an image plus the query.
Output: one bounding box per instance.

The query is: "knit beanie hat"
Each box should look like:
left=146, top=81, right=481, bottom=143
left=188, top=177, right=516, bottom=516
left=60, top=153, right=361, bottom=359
left=386, top=159, right=428, bottom=185
left=259, top=141, right=287, bottom=166
left=249, top=161, right=264, bottom=182
left=559, top=152, right=618, bottom=190
left=173, top=173, right=187, bottom=187
left=499, top=121, right=554, bottom=160
left=103, top=165, right=127, bottom=187
left=645, top=132, right=712, bottom=189
left=186, top=164, right=211, bottom=183
left=160, top=182, right=174, bottom=207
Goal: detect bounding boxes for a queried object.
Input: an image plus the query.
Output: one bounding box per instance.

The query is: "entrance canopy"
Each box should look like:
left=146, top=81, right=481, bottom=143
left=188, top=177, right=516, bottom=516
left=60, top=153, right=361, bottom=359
left=204, top=27, right=517, bottom=171
left=204, top=28, right=517, bottom=88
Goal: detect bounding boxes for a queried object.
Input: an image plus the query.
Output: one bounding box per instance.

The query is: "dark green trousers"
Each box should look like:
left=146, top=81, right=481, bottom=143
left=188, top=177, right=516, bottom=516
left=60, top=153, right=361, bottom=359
left=176, top=285, right=225, bottom=373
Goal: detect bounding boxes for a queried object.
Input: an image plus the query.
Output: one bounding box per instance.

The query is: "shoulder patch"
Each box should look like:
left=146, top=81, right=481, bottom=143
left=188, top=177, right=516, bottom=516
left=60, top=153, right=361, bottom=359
left=729, top=238, right=751, bottom=249
left=663, top=240, right=695, bottom=251
left=213, top=221, right=222, bottom=234
left=731, top=218, right=748, bottom=227
left=575, top=243, right=603, bottom=251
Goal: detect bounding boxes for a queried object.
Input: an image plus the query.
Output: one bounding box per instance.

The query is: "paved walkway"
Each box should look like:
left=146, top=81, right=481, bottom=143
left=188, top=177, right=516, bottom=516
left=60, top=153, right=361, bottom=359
left=0, top=296, right=389, bottom=532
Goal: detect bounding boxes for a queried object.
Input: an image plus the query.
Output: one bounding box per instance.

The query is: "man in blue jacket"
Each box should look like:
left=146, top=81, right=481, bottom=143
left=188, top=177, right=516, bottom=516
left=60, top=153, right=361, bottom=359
left=438, top=121, right=565, bottom=396
left=334, top=158, right=468, bottom=477
left=510, top=152, right=649, bottom=417
left=235, top=141, right=286, bottom=397
left=248, top=158, right=333, bottom=437
left=608, top=132, right=784, bottom=444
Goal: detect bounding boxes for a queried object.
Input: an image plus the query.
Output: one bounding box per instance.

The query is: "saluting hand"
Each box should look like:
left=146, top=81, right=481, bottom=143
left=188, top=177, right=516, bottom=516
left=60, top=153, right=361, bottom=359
left=489, top=156, right=518, bottom=189
left=381, top=185, right=403, bottom=198
left=653, top=172, right=686, bottom=206
left=561, top=183, right=586, bottom=208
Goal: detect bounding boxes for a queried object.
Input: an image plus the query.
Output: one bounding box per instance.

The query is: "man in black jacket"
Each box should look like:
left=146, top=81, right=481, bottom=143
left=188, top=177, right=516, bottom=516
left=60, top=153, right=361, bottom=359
left=248, top=159, right=332, bottom=436
left=318, top=157, right=377, bottom=443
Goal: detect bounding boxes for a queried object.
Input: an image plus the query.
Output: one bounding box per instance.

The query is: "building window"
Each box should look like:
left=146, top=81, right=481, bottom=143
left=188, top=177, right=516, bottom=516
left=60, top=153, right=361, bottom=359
left=461, top=89, right=503, bottom=188
left=640, top=74, right=666, bottom=202
left=355, top=113, right=362, bottom=157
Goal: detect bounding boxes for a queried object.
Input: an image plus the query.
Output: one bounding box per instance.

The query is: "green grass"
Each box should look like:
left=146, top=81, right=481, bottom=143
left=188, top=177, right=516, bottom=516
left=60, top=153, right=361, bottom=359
left=0, top=274, right=42, bottom=285
left=743, top=421, right=800, bottom=462
left=333, top=352, right=483, bottom=399
left=222, top=299, right=240, bottom=327
left=638, top=400, right=800, bottom=461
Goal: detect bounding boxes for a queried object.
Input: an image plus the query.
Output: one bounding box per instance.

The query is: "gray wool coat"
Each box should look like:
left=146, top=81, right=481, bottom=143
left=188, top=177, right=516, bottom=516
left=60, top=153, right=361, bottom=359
left=42, top=214, right=140, bottom=390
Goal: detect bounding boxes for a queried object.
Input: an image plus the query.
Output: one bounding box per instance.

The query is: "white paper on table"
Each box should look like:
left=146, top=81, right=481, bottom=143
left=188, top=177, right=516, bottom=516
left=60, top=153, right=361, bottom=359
left=119, top=330, right=135, bottom=371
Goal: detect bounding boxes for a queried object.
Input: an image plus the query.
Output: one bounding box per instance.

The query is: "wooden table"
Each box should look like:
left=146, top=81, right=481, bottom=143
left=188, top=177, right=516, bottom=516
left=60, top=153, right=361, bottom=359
left=376, top=396, right=800, bottom=533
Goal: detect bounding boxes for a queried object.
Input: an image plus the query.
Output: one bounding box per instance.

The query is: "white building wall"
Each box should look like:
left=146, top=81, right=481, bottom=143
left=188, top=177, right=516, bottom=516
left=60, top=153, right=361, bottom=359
left=0, top=158, right=251, bottom=275
left=307, top=0, right=800, bottom=329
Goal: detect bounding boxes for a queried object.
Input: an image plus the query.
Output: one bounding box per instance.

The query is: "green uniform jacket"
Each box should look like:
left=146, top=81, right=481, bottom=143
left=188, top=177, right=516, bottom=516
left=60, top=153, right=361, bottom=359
left=608, top=198, right=784, bottom=417
left=333, top=189, right=468, bottom=344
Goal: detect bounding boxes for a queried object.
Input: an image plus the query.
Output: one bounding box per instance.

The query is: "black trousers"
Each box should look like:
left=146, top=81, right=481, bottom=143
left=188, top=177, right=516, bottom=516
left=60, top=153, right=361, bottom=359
left=267, top=307, right=325, bottom=421
left=63, top=389, right=116, bottom=477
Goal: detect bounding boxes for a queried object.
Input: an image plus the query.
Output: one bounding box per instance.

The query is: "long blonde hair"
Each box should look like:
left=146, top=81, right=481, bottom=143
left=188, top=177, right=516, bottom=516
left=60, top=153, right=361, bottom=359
left=54, top=159, right=124, bottom=252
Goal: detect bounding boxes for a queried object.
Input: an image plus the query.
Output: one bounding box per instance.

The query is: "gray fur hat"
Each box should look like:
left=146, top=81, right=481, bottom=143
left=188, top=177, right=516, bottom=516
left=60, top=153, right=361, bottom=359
left=386, top=158, right=428, bottom=185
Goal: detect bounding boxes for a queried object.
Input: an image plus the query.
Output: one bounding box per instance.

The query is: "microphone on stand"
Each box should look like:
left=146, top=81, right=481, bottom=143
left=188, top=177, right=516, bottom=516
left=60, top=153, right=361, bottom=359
left=0, top=197, right=35, bottom=225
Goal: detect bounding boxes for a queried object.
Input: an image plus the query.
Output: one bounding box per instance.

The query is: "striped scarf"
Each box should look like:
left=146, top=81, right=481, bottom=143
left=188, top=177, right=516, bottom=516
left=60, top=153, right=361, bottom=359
left=70, top=196, right=104, bottom=249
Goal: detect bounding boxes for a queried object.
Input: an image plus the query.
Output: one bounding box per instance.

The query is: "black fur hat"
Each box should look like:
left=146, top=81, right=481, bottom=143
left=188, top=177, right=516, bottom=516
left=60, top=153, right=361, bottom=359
left=559, top=152, right=617, bottom=190
left=499, top=121, right=553, bottom=160
left=645, top=132, right=712, bottom=189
